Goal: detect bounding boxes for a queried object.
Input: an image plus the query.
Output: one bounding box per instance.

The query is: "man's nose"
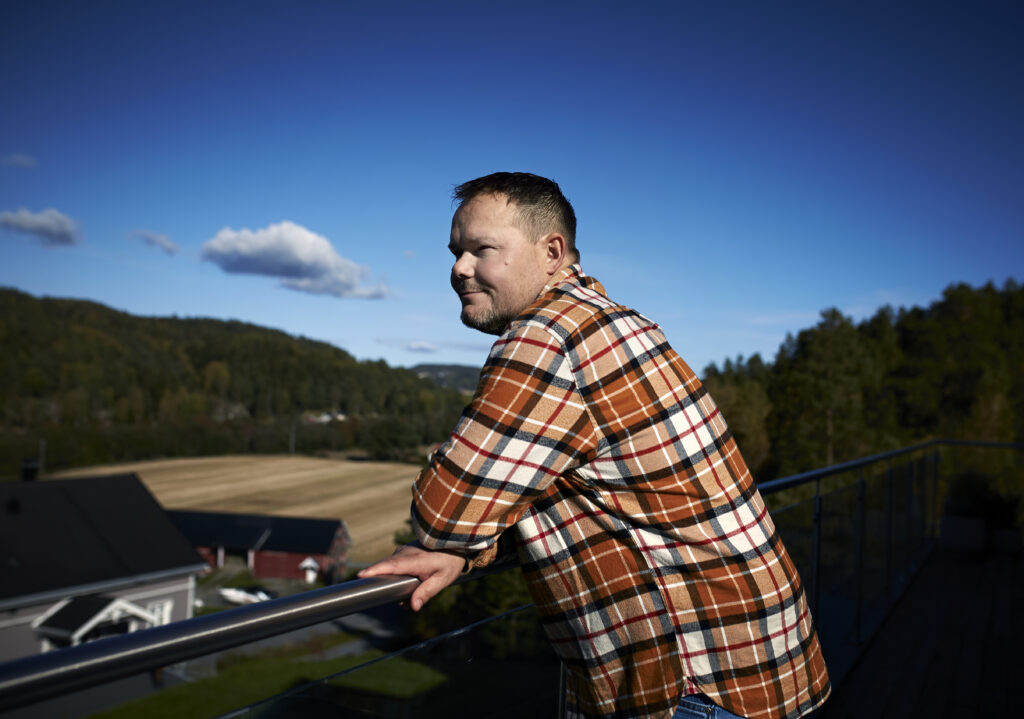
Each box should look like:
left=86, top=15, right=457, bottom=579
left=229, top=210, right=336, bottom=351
left=452, top=252, right=473, bottom=278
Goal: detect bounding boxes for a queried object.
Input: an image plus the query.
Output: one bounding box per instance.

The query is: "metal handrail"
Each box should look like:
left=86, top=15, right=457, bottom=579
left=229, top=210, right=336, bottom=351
left=757, top=438, right=1023, bottom=494
left=0, top=439, right=1020, bottom=711
left=0, top=575, right=416, bottom=710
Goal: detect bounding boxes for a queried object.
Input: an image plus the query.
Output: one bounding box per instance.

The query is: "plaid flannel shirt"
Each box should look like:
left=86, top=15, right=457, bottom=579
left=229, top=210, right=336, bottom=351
left=412, top=265, right=830, bottom=718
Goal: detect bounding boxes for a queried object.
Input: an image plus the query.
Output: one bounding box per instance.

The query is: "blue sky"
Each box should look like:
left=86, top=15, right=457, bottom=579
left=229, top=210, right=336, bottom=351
left=2, top=1, right=1022, bottom=375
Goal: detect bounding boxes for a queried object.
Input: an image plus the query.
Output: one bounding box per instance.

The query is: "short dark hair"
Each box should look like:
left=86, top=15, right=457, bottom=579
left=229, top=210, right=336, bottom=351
left=453, top=172, right=579, bottom=263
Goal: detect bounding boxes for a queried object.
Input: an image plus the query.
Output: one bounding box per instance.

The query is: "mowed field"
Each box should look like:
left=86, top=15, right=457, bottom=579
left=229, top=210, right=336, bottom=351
left=50, top=455, right=420, bottom=564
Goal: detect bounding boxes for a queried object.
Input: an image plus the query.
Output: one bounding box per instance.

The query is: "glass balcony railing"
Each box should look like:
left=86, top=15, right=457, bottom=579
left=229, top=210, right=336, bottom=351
left=231, top=602, right=562, bottom=719
left=1, top=439, right=1021, bottom=718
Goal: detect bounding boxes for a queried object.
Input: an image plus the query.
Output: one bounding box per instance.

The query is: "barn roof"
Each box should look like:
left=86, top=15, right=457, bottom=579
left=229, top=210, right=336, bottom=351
left=165, top=509, right=348, bottom=555
left=0, top=475, right=206, bottom=608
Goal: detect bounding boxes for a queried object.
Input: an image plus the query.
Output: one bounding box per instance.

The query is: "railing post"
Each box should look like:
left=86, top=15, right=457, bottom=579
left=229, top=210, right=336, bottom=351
left=885, top=459, right=894, bottom=599
left=932, top=448, right=941, bottom=538
left=906, top=457, right=915, bottom=569
left=811, top=479, right=823, bottom=619
left=853, top=469, right=866, bottom=643
left=920, top=452, right=929, bottom=540
left=558, top=662, right=567, bottom=718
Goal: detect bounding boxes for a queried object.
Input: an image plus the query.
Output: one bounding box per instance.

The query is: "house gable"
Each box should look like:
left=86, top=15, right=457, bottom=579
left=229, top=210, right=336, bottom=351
left=0, top=475, right=206, bottom=610
left=33, top=595, right=157, bottom=646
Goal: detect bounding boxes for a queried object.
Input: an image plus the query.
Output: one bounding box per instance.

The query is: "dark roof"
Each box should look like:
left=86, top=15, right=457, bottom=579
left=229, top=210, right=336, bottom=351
left=36, top=595, right=116, bottom=636
left=166, top=509, right=346, bottom=554
left=0, top=475, right=205, bottom=603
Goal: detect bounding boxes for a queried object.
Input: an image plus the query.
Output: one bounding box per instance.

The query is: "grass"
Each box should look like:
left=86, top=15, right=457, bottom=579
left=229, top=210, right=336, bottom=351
left=329, top=655, right=448, bottom=699
left=88, top=637, right=446, bottom=719
left=90, top=653, right=376, bottom=719
left=89, top=653, right=447, bottom=718
left=193, top=605, right=226, bottom=617
left=215, top=631, right=356, bottom=671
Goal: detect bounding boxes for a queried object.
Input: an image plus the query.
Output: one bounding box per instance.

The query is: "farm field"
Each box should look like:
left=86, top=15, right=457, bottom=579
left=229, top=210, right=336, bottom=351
left=49, top=455, right=420, bottom=564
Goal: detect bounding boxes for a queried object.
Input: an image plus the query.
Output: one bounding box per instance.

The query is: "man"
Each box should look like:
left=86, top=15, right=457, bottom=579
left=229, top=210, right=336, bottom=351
left=360, top=172, right=830, bottom=718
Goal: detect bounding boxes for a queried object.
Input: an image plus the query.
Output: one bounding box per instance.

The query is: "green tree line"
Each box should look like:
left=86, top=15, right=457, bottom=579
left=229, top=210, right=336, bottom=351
left=3, top=280, right=1020, bottom=480
left=702, top=279, right=1023, bottom=481
left=0, top=288, right=469, bottom=475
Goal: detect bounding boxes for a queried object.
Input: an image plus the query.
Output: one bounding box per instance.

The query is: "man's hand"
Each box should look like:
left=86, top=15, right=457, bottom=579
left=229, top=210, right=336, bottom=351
left=357, top=543, right=466, bottom=611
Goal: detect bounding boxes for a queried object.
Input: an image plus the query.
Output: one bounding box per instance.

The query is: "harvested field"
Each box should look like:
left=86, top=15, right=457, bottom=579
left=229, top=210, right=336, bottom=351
left=49, top=455, right=420, bottom=564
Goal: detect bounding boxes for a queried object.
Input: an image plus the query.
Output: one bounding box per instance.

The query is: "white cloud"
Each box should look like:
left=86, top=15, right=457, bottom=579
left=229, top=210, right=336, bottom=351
left=131, top=229, right=179, bottom=255
left=377, top=337, right=492, bottom=355
left=1, top=153, right=37, bottom=168
left=0, top=207, right=80, bottom=246
left=201, top=220, right=387, bottom=298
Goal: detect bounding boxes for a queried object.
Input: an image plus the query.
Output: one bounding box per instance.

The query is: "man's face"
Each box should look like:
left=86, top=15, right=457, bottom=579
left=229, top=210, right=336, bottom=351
left=449, top=193, right=551, bottom=335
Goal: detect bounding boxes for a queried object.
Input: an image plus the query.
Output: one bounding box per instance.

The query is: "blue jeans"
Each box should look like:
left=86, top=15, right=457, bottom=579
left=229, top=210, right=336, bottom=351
left=672, top=693, right=746, bottom=719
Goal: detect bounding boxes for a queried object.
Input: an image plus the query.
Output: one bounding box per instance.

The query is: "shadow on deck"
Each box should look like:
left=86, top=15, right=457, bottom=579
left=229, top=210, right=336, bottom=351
left=819, top=547, right=1023, bottom=718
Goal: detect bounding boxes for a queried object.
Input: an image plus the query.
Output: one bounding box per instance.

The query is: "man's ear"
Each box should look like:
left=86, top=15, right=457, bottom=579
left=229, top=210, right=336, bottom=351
left=540, top=232, right=568, bottom=275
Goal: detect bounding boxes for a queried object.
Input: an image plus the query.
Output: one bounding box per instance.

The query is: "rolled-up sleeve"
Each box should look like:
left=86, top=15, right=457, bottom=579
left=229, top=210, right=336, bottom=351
left=412, top=321, right=597, bottom=570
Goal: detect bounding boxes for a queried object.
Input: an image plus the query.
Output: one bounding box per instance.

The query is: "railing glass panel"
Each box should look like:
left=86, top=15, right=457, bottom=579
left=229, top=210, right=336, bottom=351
left=4, top=616, right=395, bottom=719
left=763, top=450, right=940, bottom=685
left=230, top=603, right=561, bottom=719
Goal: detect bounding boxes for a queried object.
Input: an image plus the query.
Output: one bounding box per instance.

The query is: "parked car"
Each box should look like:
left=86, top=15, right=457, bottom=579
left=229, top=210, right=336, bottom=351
left=217, top=585, right=278, bottom=605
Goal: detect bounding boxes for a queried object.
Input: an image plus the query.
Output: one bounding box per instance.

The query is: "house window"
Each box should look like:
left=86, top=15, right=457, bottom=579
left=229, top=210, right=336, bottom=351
left=147, top=599, right=174, bottom=626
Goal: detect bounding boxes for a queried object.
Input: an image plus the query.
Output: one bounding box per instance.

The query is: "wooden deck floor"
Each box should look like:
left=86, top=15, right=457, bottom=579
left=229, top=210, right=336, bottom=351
left=817, top=546, right=1023, bottom=718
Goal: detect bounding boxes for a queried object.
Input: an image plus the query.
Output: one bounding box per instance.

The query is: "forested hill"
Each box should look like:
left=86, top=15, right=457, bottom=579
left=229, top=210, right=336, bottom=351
left=702, top=280, right=1023, bottom=480
left=0, top=287, right=468, bottom=474
left=2, top=281, right=1021, bottom=480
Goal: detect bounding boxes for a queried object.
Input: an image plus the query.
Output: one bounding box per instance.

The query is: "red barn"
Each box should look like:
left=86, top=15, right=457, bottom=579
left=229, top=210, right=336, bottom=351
left=166, top=510, right=350, bottom=584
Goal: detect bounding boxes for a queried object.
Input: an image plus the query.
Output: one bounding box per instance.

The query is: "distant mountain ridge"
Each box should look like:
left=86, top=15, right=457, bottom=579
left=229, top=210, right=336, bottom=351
left=411, top=364, right=481, bottom=394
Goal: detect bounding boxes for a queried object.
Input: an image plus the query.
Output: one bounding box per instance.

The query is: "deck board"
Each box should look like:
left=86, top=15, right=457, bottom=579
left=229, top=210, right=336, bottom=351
left=818, top=546, right=1023, bottom=718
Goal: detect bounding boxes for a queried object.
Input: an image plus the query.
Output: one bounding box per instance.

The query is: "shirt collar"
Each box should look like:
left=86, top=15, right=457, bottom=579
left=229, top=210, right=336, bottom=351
left=544, top=263, right=586, bottom=292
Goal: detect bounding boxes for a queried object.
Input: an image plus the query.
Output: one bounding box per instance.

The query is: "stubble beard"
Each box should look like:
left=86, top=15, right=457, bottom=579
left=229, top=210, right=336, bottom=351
left=460, top=302, right=514, bottom=336
left=454, top=280, right=518, bottom=335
